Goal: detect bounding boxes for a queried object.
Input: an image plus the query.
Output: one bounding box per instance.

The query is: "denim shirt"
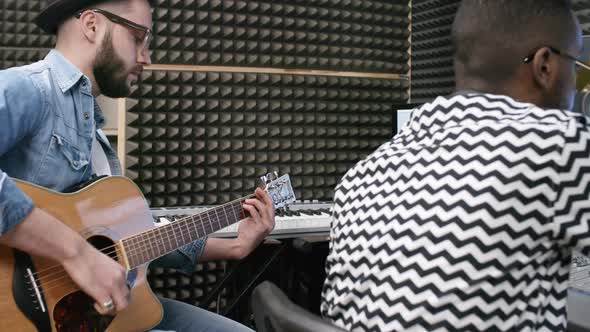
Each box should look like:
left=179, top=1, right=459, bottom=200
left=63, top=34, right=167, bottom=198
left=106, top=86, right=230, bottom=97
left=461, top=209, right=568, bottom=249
left=0, top=50, right=204, bottom=273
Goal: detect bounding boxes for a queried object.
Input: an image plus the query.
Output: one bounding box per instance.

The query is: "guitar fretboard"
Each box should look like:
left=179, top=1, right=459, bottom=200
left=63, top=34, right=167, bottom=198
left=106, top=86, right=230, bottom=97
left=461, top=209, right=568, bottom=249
left=121, top=197, right=248, bottom=269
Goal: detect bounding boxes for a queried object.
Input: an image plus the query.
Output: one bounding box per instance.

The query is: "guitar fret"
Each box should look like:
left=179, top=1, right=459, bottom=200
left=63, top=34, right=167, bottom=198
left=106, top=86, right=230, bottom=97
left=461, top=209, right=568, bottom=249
left=139, top=232, right=147, bottom=263
left=122, top=239, right=131, bottom=267
left=214, top=209, right=221, bottom=231
left=172, top=223, right=181, bottom=249
left=220, top=208, right=228, bottom=228
left=221, top=207, right=229, bottom=228
left=161, top=226, right=170, bottom=254
left=148, top=229, right=159, bottom=258
left=221, top=206, right=230, bottom=229
left=156, top=227, right=164, bottom=255
left=228, top=202, right=239, bottom=224
left=155, top=229, right=163, bottom=257
left=130, top=237, right=141, bottom=268
left=189, top=215, right=199, bottom=240
left=135, top=236, right=145, bottom=268
left=196, top=213, right=203, bottom=234
left=239, top=201, right=246, bottom=219
left=204, top=212, right=213, bottom=234
left=194, top=215, right=204, bottom=238
left=226, top=204, right=235, bottom=224
left=159, top=227, right=170, bottom=255
left=168, top=224, right=178, bottom=251
left=151, top=228, right=160, bottom=257
left=198, top=215, right=205, bottom=237
left=122, top=239, right=134, bottom=267
left=210, top=210, right=217, bottom=233
left=177, top=220, right=188, bottom=245
left=214, top=208, right=222, bottom=230
left=239, top=200, right=245, bottom=218
left=135, top=233, right=144, bottom=266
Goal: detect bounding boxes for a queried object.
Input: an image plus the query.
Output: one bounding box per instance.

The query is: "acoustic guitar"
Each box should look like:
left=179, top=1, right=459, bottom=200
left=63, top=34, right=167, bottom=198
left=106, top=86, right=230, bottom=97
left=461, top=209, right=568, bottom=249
left=0, top=173, right=295, bottom=332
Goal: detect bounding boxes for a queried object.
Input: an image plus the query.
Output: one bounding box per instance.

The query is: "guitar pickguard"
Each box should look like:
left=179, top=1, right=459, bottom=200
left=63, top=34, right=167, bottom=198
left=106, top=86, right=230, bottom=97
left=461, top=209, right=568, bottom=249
left=51, top=234, right=124, bottom=332
left=53, top=292, right=114, bottom=332
left=12, top=249, right=51, bottom=332
left=52, top=267, right=139, bottom=332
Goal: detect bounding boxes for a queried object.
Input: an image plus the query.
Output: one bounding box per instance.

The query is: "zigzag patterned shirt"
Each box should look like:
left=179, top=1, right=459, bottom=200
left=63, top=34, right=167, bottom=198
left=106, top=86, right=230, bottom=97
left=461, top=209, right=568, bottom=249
left=321, top=93, right=590, bottom=331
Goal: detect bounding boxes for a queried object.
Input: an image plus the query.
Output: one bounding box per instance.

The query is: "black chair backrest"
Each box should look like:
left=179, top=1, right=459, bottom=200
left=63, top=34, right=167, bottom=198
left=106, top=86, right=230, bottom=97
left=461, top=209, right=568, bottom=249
left=251, top=281, right=347, bottom=332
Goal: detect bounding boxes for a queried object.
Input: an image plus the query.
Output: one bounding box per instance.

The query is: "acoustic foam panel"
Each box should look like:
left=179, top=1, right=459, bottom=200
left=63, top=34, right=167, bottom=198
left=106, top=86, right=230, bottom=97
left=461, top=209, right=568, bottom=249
left=150, top=0, right=410, bottom=72
left=125, top=69, right=409, bottom=207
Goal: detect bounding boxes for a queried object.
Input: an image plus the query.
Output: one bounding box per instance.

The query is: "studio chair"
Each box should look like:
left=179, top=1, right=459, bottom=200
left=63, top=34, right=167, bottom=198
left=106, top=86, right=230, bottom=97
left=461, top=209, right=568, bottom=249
left=251, top=281, right=347, bottom=332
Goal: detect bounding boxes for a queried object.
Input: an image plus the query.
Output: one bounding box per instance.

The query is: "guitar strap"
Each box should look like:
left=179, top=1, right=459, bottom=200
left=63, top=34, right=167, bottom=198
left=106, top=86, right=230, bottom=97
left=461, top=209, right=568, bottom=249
left=91, top=99, right=122, bottom=176
left=91, top=130, right=111, bottom=176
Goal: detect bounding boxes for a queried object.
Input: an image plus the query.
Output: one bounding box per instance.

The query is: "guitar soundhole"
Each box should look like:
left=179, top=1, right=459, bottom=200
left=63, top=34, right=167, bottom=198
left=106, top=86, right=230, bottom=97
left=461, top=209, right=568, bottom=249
left=53, top=235, right=117, bottom=332
left=53, top=291, right=114, bottom=332
left=87, top=235, right=118, bottom=260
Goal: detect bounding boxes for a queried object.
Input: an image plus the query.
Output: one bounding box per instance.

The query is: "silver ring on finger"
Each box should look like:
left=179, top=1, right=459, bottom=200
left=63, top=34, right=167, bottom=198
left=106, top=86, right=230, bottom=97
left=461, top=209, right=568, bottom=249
left=102, top=298, right=115, bottom=311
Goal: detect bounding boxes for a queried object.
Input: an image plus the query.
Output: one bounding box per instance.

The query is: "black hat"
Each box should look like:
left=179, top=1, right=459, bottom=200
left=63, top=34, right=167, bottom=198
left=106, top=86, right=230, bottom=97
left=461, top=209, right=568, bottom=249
left=35, top=0, right=107, bottom=34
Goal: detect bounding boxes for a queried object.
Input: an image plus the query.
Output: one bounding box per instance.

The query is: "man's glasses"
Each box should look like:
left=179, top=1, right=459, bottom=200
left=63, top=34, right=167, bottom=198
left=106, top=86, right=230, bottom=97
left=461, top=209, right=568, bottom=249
left=75, top=8, right=153, bottom=52
left=523, top=46, right=590, bottom=73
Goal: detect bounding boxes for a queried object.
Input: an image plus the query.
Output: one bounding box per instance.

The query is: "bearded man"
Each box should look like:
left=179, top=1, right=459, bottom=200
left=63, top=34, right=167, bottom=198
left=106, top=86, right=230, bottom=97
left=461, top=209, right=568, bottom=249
left=0, top=0, right=276, bottom=331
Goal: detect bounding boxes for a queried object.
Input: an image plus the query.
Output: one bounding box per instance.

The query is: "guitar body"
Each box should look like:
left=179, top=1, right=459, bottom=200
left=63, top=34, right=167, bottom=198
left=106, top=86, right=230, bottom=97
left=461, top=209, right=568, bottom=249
left=0, top=176, right=163, bottom=332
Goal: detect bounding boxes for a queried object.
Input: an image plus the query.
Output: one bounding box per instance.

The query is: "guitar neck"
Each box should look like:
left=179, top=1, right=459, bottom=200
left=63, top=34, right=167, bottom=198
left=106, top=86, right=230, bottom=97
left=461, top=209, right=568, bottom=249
left=121, top=196, right=250, bottom=269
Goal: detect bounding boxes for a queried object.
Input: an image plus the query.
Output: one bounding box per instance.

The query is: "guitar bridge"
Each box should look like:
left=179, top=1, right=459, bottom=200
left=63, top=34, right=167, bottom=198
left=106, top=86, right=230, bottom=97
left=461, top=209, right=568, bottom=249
left=26, top=268, right=46, bottom=313
left=12, top=250, right=51, bottom=331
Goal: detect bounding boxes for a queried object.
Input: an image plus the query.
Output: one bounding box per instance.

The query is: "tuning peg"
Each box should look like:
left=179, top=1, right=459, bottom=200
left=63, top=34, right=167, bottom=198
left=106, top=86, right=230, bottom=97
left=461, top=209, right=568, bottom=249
left=260, top=172, right=280, bottom=185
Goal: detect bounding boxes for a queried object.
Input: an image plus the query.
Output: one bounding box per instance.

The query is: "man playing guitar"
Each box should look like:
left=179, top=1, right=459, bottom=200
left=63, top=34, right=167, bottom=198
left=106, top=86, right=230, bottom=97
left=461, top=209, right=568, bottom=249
left=0, top=0, right=276, bottom=331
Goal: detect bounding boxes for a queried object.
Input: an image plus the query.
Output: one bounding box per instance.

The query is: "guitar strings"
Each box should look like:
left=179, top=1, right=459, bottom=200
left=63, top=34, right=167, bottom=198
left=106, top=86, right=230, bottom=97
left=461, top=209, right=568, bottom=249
left=27, top=184, right=276, bottom=284
left=24, top=213, right=248, bottom=293
left=30, top=194, right=251, bottom=277
left=119, top=197, right=249, bottom=262
left=29, top=208, right=248, bottom=290
left=25, top=217, right=218, bottom=291
left=22, top=194, right=256, bottom=291
left=24, top=179, right=293, bottom=294
left=26, top=213, right=211, bottom=291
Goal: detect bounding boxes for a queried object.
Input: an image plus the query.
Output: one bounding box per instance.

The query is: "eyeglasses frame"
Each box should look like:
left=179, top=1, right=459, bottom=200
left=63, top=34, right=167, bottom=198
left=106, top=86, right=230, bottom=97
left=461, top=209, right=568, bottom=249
left=75, top=8, right=153, bottom=52
left=523, top=45, right=590, bottom=72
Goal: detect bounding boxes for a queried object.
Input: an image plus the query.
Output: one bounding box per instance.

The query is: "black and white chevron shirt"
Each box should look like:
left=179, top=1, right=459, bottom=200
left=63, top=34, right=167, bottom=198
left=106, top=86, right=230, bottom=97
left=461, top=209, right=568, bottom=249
left=321, top=93, right=590, bottom=331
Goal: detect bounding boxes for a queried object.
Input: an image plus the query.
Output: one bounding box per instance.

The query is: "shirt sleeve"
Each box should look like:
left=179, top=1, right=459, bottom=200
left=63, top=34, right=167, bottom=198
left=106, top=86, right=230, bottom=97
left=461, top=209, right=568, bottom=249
left=0, top=173, right=34, bottom=234
left=149, top=238, right=208, bottom=274
left=0, top=70, right=46, bottom=235
left=554, top=117, right=590, bottom=256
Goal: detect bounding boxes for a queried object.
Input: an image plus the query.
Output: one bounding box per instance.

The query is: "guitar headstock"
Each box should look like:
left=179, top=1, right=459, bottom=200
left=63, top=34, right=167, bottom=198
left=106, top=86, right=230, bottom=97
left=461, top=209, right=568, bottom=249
left=261, top=172, right=296, bottom=209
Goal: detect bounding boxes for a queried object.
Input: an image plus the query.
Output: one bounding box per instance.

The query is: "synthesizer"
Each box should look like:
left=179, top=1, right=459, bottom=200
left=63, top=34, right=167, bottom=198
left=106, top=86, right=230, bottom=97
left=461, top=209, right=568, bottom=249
left=152, top=202, right=332, bottom=239
left=568, top=254, right=590, bottom=330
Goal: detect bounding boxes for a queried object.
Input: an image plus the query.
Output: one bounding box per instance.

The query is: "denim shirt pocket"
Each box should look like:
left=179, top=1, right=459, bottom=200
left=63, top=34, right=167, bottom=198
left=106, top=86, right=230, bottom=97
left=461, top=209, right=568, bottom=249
left=53, top=134, right=89, bottom=170
left=35, top=132, right=91, bottom=191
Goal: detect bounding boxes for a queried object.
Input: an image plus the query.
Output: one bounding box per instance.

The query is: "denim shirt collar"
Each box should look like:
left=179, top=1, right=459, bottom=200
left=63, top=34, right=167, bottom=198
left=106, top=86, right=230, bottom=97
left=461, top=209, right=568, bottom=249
left=45, top=50, right=88, bottom=93
left=93, top=98, right=106, bottom=129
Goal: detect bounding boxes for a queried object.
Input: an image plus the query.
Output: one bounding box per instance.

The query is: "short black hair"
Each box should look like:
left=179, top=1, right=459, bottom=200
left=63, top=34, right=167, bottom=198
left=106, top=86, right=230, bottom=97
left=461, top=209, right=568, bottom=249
left=452, top=0, right=576, bottom=84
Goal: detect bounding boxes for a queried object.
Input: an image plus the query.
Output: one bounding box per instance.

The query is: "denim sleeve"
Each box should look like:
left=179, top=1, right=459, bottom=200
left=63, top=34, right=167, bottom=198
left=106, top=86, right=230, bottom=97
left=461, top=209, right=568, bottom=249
left=149, top=237, right=207, bottom=274
left=0, top=173, right=34, bottom=234
left=0, top=70, right=46, bottom=234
